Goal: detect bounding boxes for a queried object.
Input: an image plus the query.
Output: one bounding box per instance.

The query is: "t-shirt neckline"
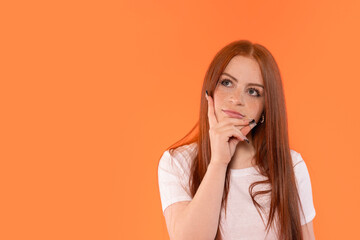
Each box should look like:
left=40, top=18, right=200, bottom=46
left=229, top=165, right=260, bottom=177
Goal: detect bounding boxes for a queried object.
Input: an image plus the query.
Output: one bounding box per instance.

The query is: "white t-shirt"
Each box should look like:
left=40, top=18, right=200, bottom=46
left=158, top=142, right=316, bottom=240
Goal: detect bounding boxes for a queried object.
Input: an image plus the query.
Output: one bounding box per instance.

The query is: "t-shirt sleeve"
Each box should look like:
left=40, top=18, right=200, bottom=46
left=158, top=150, right=193, bottom=214
left=293, top=152, right=316, bottom=225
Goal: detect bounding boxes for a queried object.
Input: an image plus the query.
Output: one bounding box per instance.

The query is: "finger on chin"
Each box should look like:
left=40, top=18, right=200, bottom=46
left=240, top=125, right=251, bottom=136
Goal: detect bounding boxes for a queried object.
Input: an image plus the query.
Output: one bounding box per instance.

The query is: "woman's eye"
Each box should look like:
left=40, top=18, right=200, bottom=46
left=220, top=79, right=232, bottom=86
left=248, top=87, right=261, bottom=97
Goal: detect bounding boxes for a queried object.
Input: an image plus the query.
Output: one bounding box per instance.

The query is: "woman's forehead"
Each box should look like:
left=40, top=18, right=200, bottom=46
left=222, top=57, right=263, bottom=85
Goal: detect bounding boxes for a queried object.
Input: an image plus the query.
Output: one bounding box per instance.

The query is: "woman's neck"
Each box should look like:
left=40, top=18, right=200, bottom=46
left=229, top=140, right=256, bottom=169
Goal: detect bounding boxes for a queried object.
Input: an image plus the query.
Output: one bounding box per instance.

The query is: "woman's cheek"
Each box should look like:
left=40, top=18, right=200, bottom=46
left=245, top=99, right=263, bottom=118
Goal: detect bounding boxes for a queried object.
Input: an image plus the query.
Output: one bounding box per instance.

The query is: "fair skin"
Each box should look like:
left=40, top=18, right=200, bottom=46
left=213, top=55, right=265, bottom=169
left=213, top=55, right=316, bottom=239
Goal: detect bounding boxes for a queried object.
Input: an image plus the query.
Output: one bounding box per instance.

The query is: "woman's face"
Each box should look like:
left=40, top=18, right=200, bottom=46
left=213, top=55, right=265, bottom=124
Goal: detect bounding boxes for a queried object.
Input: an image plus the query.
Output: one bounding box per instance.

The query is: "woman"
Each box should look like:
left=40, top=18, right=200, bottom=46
left=157, top=40, right=316, bottom=240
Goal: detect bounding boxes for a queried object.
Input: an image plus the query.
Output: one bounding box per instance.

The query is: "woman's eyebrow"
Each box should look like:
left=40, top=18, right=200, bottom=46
left=221, top=72, right=264, bottom=89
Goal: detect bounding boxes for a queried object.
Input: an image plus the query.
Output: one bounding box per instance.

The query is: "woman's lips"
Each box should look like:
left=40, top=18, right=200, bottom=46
left=222, top=110, right=245, bottom=119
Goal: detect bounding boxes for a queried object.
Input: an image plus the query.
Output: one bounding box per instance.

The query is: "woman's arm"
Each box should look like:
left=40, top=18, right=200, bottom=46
left=302, top=221, right=315, bottom=240
left=167, top=161, right=227, bottom=240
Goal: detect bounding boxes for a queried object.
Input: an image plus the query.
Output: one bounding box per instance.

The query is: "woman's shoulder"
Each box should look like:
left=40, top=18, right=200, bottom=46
left=169, top=142, right=198, bottom=158
left=290, top=149, right=305, bottom=168
left=169, top=142, right=198, bottom=164
left=160, top=142, right=198, bottom=173
left=290, top=149, right=306, bottom=170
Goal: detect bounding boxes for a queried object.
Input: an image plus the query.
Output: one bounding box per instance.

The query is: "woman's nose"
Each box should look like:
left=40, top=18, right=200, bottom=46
left=229, top=92, right=245, bottom=105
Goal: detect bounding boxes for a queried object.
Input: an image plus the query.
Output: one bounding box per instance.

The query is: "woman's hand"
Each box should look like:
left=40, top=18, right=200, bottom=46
left=206, top=91, right=257, bottom=166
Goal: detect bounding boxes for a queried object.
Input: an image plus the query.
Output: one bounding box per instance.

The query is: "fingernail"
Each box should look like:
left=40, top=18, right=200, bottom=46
left=250, top=121, right=257, bottom=129
left=249, top=119, right=255, bottom=124
left=244, top=138, right=250, bottom=144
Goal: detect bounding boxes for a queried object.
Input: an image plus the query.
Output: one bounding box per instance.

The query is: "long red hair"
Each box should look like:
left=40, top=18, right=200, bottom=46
left=164, top=40, right=305, bottom=240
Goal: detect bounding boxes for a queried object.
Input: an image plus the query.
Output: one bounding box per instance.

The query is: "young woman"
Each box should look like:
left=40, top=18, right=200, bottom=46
left=157, top=40, right=316, bottom=240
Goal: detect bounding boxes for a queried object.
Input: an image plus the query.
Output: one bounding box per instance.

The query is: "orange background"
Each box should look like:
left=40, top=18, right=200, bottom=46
left=1, top=0, right=359, bottom=239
